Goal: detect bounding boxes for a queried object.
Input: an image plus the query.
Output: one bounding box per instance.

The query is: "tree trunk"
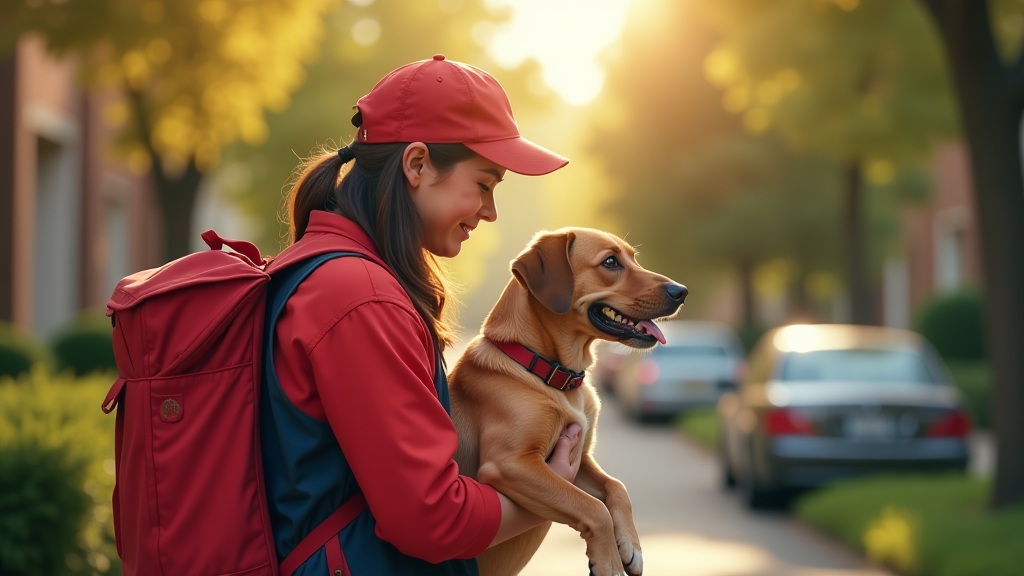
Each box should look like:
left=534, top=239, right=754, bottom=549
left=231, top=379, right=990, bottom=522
left=843, top=160, right=872, bottom=325
left=924, top=0, right=1024, bottom=509
left=154, top=162, right=202, bottom=262
left=127, top=89, right=203, bottom=262
left=738, top=256, right=756, bottom=327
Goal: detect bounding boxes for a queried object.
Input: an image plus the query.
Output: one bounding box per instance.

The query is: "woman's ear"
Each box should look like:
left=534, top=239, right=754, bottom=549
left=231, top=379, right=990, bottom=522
left=403, top=142, right=430, bottom=189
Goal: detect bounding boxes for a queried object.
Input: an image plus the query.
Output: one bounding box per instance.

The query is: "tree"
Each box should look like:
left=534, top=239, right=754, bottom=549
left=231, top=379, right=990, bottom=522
left=0, top=0, right=338, bottom=261
left=583, top=0, right=905, bottom=327
left=921, top=0, right=1024, bottom=510
left=699, top=0, right=958, bottom=324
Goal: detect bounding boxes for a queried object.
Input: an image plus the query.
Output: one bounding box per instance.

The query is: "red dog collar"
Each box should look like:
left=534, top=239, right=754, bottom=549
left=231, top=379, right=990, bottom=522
left=488, top=339, right=585, bottom=391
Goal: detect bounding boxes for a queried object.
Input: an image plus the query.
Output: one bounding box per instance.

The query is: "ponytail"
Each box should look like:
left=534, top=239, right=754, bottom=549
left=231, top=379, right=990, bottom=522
left=283, top=134, right=476, bottom=352
left=286, top=151, right=347, bottom=244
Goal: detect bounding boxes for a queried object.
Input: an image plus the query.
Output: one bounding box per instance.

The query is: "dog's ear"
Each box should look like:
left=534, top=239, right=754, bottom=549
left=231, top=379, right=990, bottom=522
left=511, top=231, right=576, bottom=314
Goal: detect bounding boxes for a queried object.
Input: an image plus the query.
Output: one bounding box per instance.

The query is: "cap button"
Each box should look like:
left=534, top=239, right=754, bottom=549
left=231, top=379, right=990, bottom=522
left=433, top=54, right=445, bottom=61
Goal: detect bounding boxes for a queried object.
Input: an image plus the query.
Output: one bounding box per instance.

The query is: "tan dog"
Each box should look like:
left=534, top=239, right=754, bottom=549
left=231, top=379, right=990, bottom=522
left=448, top=228, right=687, bottom=576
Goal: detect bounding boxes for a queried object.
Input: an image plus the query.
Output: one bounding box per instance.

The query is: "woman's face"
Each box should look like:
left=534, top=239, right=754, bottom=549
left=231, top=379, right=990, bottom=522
left=407, top=149, right=505, bottom=258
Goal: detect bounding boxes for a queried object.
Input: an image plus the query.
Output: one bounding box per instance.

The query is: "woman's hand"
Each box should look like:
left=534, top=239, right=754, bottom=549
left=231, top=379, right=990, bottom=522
left=546, top=423, right=583, bottom=483
left=488, top=423, right=585, bottom=548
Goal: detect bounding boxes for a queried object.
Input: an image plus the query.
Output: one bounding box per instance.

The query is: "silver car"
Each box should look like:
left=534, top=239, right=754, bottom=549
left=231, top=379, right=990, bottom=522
left=718, top=324, right=971, bottom=509
left=611, top=321, right=745, bottom=422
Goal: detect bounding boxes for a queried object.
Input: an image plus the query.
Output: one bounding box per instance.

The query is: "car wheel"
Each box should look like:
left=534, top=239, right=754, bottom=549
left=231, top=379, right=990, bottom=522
left=740, top=449, right=775, bottom=510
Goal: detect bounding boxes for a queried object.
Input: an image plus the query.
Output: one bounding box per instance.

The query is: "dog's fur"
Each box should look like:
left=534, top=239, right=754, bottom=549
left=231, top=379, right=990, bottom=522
left=448, top=228, right=686, bottom=576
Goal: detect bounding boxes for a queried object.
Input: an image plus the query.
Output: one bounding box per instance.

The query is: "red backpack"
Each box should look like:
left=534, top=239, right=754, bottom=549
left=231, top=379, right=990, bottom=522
left=101, top=231, right=365, bottom=576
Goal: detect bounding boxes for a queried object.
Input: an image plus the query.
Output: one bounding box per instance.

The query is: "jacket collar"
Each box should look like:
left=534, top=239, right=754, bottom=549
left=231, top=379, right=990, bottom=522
left=269, top=211, right=388, bottom=273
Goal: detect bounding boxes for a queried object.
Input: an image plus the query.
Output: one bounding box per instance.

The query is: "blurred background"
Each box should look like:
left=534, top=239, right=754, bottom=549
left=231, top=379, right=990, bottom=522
left=1, top=0, right=1022, bottom=575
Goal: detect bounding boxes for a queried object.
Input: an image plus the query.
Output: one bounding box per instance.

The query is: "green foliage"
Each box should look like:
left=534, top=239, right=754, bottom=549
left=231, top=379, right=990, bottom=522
left=0, top=371, right=120, bottom=575
left=0, top=0, right=339, bottom=172
left=915, top=289, right=986, bottom=361
left=945, top=360, right=992, bottom=430
left=701, top=0, right=958, bottom=162
left=737, top=324, right=768, bottom=354
left=0, top=442, right=91, bottom=576
left=795, top=474, right=1024, bottom=576
left=51, top=310, right=117, bottom=377
left=675, top=408, right=720, bottom=449
left=0, top=322, right=53, bottom=380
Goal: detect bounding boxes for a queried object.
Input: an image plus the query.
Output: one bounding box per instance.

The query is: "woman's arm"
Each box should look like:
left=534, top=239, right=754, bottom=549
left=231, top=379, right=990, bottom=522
left=488, top=423, right=583, bottom=547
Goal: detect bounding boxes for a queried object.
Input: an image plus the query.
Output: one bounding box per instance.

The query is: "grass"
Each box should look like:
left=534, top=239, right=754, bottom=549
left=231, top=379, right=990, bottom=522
left=795, top=474, right=1024, bottom=576
left=675, top=408, right=720, bottom=450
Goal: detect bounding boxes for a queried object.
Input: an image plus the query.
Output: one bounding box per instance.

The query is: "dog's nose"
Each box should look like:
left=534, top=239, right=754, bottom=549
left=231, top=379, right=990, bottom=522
left=665, top=283, right=688, bottom=303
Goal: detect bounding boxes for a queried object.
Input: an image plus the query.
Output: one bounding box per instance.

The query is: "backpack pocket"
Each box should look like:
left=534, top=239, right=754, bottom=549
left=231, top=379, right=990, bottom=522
left=118, top=364, right=275, bottom=576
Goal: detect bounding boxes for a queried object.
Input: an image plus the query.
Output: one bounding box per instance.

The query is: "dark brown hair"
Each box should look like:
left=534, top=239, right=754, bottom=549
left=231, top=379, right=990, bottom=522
left=284, top=136, right=476, bottom=352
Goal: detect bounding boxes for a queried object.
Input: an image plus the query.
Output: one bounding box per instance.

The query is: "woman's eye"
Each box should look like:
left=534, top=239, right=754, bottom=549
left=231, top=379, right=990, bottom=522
left=478, top=183, right=491, bottom=193
left=602, top=256, right=620, bottom=269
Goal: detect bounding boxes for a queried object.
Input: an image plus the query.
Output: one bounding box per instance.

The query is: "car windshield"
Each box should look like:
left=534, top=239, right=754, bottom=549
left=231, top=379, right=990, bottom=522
left=654, top=345, right=732, bottom=358
left=779, top=349, right=938, bottom=384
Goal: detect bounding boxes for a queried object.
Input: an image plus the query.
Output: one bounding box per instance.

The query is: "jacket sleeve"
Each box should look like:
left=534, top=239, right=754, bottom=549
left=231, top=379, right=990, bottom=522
left=307, top=298, right=501, bottom=562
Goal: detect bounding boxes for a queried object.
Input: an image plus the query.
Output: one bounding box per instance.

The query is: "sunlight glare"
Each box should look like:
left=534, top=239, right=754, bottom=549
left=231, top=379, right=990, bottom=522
left=484, top=0, right=637, bottom=105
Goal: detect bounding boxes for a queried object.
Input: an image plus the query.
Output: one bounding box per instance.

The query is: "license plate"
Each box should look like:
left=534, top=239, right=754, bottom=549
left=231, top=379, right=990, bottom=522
left=845, top=414, right=896, bottom=439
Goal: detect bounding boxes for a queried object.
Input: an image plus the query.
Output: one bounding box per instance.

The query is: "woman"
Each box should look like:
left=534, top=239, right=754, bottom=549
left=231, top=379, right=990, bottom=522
left=261, top=55, right=582, bottom=576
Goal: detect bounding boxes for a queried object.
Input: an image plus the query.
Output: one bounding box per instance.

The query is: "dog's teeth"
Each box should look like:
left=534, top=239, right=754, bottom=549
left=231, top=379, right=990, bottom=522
left=614, top=314, right=622, bottom=322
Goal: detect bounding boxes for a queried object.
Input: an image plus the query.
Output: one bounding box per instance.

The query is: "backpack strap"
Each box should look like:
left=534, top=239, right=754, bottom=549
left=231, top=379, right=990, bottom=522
left=279, top=491, right=368, bottom=576
left=266, top=250, right=453, bottom=575
left=266, top=251, right=369, bottom=576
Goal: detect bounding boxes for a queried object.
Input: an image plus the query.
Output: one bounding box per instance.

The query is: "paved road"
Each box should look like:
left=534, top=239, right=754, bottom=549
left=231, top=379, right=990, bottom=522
left=519, top=392, right=895, bottom=576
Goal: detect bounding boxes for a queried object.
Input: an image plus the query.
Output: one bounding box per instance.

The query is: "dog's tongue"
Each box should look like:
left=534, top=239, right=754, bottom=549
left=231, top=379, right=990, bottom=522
left=636, top=320, right=666, bottom=345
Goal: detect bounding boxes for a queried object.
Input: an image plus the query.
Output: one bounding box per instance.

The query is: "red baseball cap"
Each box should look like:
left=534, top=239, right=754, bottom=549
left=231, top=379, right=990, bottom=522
left=354, top=54, right=569, bottom=176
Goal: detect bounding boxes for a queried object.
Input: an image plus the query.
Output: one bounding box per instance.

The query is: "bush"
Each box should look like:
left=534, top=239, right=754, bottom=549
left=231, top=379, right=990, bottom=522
left=915, top=290, right=986, bottom=361
left=737, top=324, right=768, bottom=354
left=0, top=442, right=92, bottom=576
left=945, top=361, right=991, bottom=430
left=0, top=323, right=52, bottom=380
left=795, top=474, right=1024, bottom=576
left=0, top=370, right=120, bottom=575
left=51, top=310, right=116, bottom=377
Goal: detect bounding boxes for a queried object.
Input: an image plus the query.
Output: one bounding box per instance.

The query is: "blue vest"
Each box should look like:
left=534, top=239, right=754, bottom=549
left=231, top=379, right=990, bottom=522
left=260, top=252, right=480, bottom=576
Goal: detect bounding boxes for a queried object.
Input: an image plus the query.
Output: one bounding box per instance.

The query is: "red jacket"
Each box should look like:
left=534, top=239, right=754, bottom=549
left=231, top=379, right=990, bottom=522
left=268, top=210, right=500, bottom=562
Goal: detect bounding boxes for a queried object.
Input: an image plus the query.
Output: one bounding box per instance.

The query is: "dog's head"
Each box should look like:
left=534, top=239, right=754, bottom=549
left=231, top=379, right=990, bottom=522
left=511, top=228, right=687, bottom=349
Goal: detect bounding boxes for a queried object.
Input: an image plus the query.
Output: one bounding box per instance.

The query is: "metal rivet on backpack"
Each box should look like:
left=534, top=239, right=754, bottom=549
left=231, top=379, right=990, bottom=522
left=334, top=570, right=342, bottom=576
left=160, top=399, right=182, bottom=423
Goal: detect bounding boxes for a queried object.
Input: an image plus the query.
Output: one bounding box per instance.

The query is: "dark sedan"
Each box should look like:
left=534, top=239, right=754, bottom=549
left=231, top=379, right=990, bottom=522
left=718, top=324, right=971, bottom=508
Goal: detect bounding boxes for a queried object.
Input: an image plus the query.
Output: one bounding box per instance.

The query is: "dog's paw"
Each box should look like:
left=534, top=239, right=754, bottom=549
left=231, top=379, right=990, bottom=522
left=616, top=538, right=643, bottom=575
left=624, top=548, right=643, bottom=575
left=587, top=561, right=628, bottom=576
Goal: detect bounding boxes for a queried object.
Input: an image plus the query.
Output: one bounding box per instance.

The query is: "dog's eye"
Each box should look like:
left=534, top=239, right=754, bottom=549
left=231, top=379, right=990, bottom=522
left=601, top=256, right=620, bottom=269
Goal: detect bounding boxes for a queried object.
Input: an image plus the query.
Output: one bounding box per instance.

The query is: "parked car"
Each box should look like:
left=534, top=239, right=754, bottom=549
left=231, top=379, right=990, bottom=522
left=718, top=324, right=971, bottom=509
left=612, top=321, right=745, bottom=422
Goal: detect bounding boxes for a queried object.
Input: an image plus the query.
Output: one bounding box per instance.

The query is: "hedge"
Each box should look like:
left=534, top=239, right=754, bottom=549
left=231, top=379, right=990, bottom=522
left=0, top=370, right=120, bottom=575
left=50, top=310, right=117, bottom=377
left=915, top=290, right=986, bottom=362
left=0, top=323, right=53, bottom=380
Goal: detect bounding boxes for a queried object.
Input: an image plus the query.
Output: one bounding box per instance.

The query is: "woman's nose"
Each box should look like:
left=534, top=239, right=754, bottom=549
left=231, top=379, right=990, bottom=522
left=480, top=196, right=497, bottom=223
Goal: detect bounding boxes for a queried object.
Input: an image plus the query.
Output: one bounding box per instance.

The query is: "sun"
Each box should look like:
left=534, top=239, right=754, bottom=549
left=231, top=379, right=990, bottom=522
left=484, top=0, right=637, bottom=106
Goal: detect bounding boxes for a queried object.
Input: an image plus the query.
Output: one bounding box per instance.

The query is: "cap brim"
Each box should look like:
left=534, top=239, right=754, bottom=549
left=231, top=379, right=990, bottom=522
left=464, top=137, right=569, bottom=176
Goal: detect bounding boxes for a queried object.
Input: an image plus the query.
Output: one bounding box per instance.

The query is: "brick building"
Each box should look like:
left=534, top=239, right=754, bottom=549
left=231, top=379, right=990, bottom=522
left=0, top=36, right=160, bottom=338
